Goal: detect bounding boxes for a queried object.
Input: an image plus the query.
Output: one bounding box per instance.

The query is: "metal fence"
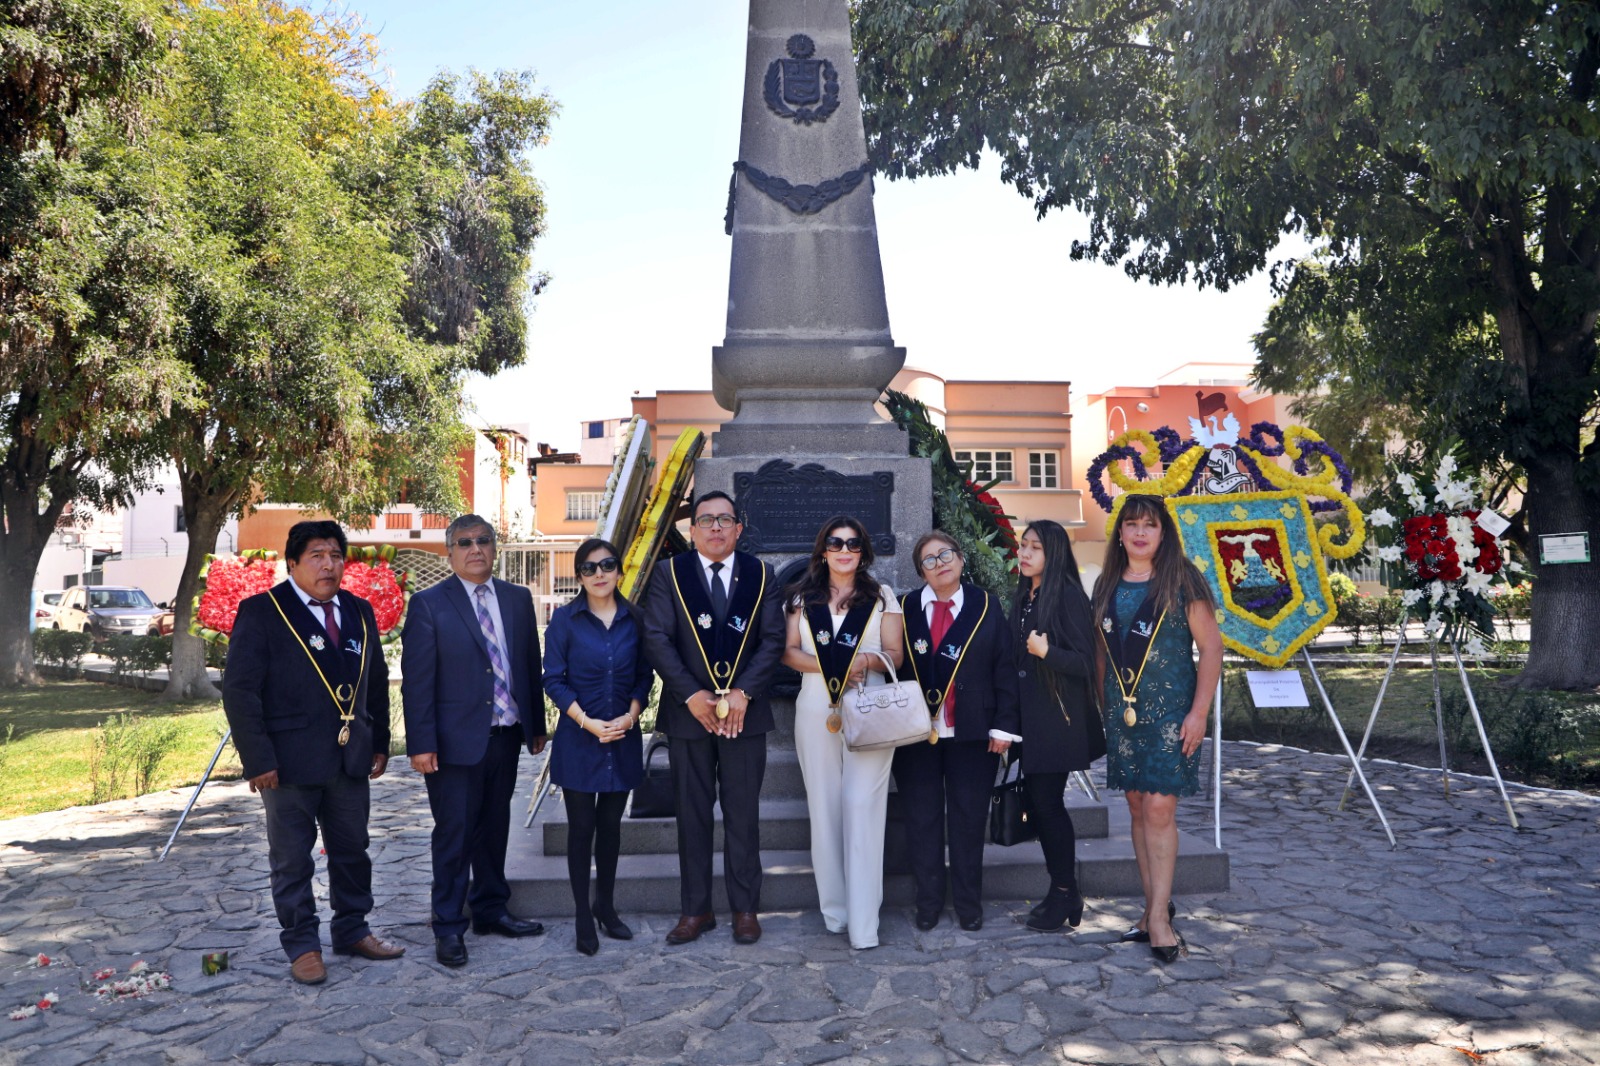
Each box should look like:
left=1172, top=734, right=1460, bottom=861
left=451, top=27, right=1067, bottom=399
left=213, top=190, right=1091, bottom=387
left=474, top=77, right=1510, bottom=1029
left=496, top=538, right=583, bottom=624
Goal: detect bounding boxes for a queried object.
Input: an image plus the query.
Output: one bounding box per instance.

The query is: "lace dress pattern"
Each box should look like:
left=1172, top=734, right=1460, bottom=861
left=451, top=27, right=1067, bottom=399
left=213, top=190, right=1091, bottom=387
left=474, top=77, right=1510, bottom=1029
left=1102, top=580, right=1201, bottom=796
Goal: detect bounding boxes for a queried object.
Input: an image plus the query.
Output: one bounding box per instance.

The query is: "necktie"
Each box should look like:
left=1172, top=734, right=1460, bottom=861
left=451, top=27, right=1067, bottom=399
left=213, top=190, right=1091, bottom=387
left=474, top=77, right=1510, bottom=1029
left=930, top=599, right=956, bottom=727
left=709, top=561, right=728, bottom=625
left=473, top=584, right=518, bottom=727
left=312, top=598, right=340, bottom=648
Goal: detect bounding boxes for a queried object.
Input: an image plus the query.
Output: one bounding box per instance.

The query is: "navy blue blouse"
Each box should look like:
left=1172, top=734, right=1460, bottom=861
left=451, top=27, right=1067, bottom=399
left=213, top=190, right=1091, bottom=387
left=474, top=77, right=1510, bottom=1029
left=542, top=594, right=654, bottom=793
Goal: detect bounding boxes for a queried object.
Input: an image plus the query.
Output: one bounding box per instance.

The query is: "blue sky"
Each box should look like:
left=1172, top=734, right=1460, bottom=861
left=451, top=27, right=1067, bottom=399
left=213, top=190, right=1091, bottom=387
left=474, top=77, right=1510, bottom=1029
left=356, top=0, right=1288, bottom=450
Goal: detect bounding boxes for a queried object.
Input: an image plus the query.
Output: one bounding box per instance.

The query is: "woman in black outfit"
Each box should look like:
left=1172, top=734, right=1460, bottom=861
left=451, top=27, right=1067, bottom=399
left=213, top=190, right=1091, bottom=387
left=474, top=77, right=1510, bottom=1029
left=1012, top=519, right=1106, bottom=931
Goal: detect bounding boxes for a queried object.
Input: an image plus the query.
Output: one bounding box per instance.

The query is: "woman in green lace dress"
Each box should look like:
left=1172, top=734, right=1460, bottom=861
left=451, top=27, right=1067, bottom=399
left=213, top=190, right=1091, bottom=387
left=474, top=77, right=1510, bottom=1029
left=1091, top=494, right=1222, bottom=963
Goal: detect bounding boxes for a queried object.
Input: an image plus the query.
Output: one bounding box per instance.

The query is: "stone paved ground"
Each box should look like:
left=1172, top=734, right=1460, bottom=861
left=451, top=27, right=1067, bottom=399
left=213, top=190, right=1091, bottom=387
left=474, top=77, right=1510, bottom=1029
left=1, top=743, right=1596, bottom=1066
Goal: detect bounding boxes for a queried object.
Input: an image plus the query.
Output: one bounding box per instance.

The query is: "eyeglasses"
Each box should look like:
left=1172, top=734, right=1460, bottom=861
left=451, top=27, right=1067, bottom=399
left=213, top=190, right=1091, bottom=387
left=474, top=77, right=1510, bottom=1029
left=452, top=535, right=495, bottom=549
left=576, top=557, right=620, bottom=577
left=920, top=547, right=959, bottom=570
left=824, top=536, right=864, bottom=554
left=693, top=514, right=739, bottom=530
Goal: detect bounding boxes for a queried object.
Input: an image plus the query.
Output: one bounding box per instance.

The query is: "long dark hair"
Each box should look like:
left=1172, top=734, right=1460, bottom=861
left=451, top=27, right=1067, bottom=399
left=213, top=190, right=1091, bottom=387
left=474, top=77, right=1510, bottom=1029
left=785, top=515, right=883, bottom=611
left=1090, top=494, right=1212, bottom=631
left=1014, top=520, right=1094, bottom=707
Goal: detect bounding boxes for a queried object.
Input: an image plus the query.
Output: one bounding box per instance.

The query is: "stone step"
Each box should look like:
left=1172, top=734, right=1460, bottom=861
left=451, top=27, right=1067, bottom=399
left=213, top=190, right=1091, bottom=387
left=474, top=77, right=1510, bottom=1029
left=538, top=792, right=1111, bottom=856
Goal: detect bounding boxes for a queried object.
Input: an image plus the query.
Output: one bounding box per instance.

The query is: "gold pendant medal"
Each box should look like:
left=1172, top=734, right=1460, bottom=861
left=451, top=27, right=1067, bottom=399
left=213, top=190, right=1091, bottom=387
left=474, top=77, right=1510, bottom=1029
left=715, top=693, right=730, bottom=720
left=1123, top=696, right=1138, bottom=728
left=826, top=712, right=842, bottom=734
left=337, top=723, right=351, bottom=747
left=928, top=727, right=939, bottom=745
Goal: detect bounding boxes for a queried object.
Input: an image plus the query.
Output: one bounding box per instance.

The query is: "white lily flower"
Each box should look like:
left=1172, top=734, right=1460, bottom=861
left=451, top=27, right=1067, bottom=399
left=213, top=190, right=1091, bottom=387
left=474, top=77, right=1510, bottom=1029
left=1395, top=472, right=1417, bottom=495
left=1401, top=589, right=1424, bottom=607
left=1429, top=580, right=1447, bottom=604
left=1436, top=454, right=1458, bottom=478
left=1423, top=612, right=1445, bottom=637
left=1463, top=633, right=1489, bottom=659
left=1464, top=569, right=1495, bottom=596
left=1408, top=493, right=1427, bottom=512
left=1378, top=545, right=1404, bottom=563
left=1369, top=507, right=1395, bottom=528
left=1507, top=560, right=1525, bottom=573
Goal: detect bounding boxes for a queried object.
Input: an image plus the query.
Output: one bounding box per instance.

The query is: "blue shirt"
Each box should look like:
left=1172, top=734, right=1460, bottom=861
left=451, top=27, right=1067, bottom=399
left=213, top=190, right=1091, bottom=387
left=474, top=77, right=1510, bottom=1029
left=542, top=594, right=654, bottom=793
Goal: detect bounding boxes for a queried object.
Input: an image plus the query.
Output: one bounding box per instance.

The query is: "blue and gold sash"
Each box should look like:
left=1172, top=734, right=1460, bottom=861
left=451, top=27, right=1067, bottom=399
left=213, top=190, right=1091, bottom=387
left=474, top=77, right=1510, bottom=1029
left=669, top=551, right=767, bottom=695
left=900, top=583, right=988, bottom=721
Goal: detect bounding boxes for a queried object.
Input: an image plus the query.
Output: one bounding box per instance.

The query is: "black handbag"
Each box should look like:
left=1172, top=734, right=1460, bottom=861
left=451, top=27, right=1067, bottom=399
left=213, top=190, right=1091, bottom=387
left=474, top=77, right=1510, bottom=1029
left=629, top=732, right=675, bottom=819
left=989, top=749, right=1036, bottom=846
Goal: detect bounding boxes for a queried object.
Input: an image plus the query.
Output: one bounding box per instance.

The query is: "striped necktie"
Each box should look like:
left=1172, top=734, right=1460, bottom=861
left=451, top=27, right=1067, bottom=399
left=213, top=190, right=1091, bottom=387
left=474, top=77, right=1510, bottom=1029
left=473, top=584, right=517, bottom=727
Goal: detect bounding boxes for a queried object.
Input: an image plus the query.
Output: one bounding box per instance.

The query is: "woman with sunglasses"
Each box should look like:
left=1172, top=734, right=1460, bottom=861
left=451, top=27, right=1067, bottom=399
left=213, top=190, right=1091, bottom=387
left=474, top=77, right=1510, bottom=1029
left=543, top=537, right=654, bottom=955
left=894, top=531, right=1021, bottom=932
left=1013, top=519, right=1106, bottom=931
left=782, top=516, right=904, bottom=950
left=1091, top=495, right=1221, bottom=963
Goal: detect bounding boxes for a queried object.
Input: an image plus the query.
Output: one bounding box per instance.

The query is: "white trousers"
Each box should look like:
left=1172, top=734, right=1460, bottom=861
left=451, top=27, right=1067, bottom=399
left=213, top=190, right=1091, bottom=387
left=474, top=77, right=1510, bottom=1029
left=794, top=693, right=894, bottom=949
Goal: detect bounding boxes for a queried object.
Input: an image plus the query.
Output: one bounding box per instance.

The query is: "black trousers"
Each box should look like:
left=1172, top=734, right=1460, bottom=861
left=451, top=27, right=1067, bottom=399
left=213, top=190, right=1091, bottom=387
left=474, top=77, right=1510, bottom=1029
left=260, top=771, right=373, bottom=961
left=1023, top=771, right=1078, bottom=889
left=563, top=789, right=628, bottom=920
left=423, top=727, right=522, bottom=937
left=671, top=731, right=766, bottom=915
left=892, top=739, right=998, bottom=923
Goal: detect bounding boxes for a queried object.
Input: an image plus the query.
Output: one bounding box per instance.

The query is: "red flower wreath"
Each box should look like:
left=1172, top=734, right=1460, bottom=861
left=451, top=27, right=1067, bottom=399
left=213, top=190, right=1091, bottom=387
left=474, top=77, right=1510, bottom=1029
left=193, top=545, right=410, bottom=643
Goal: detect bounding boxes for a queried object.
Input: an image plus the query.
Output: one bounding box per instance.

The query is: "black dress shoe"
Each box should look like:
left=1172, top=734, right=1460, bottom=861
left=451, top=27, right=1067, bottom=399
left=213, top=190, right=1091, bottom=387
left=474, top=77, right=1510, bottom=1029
left=435, top=935, right=467, bottom=968
left=575, top=917, right=599, bottom=957
left=473, top=914, right=545, bottom=938
left=1118, top=900, right=1177, bottom=943
left=914, top=912, right=939, bottom=931
left=1150, top=929, right=1187, bottom=964
left=1026, top=885, right=1085, bottom=932
left=959, top=915, right=984, bottom=932
left=593, top=905, right=633, bottom=941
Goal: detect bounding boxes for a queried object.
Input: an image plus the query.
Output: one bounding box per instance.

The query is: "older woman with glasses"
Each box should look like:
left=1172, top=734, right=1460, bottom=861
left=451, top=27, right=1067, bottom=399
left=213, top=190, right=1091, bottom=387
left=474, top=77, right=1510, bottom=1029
left=893, top=531, right=1021, bottom=932
left=782, top=515, right=903, bottom=949
left=543, top=537, right=654, bottom=955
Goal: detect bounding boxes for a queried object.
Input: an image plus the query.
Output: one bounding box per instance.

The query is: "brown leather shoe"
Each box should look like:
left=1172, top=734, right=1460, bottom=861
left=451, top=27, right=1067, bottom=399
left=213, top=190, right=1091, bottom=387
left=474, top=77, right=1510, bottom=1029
left=732, top=911, right=762, bottom=945
left=333, top=934, right=405, bottom=961
left=664, top=913, right=716, bottom=945
left=290, top=950, right=326, bottom=984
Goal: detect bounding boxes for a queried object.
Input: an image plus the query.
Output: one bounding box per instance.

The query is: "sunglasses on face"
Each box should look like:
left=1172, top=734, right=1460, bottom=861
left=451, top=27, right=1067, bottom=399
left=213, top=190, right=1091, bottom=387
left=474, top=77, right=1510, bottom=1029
left=920, top=547, right=959, bottom=570
left=824, top=536, right=864, bottom=554
left=577, top=557, right=620, bottom=577
left=452, top=535, right=495, bottom=549
left=693, top=514, right=739, bottom=530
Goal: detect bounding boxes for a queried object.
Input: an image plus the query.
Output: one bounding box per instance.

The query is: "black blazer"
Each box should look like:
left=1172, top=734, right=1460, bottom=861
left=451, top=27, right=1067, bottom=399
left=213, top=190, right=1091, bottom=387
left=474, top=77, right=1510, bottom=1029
left=1011, top=584, right=1106, bottom=773
left=641, top=552, right=785, bottom=738
left=401, top=577, right=546, bottom=766
left=902, top=583, right=1022, bottom=743
left=223, top=582, right=391, bottom=785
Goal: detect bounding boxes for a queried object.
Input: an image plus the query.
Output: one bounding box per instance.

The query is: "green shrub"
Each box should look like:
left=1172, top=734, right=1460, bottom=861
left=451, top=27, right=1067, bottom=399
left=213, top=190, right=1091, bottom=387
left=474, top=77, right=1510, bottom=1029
left=104, top=633, right=171, bottom=677
left=33, top=629, right=92, bottom=670
left=1494, top=583, right=1532, bottom=621
left=1446, top=688, right=1600, bottom=786
left=88, top=713, right=185, bottom=803
left=1327, top=572, right=1360, bottom=605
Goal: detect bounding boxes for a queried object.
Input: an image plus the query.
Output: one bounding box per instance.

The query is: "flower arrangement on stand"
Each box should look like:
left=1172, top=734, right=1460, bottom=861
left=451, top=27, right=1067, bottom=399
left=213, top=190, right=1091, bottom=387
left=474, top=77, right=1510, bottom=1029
left=192, top=544, right=410, bottom=645
left=1366, top=453, right=1526, bottom=657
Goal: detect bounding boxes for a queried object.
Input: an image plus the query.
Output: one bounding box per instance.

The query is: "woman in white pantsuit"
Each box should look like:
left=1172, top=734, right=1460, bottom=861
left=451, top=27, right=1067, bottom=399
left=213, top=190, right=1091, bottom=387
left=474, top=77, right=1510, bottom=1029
left=783, top=516, right=904, bottom=950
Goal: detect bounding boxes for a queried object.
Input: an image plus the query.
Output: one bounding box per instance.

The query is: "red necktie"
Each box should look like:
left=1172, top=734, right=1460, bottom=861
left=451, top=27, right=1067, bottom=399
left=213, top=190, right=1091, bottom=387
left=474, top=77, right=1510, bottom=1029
left=313, top=598, right=340, bottom=648
left=929, top=599, right=956, bottom=727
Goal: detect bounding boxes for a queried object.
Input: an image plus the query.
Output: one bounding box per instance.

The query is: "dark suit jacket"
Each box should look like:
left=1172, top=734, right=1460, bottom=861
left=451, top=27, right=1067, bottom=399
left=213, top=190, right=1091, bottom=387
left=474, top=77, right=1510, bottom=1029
left=641, top=552, right=785, bottom=738
left=1010, top=585, right=1107, bottom=772
left=401, top=576, right=545, bottom=766
left=903, top=583, right=1023, bottom=743
left=223, top=582, right=391, bottom=785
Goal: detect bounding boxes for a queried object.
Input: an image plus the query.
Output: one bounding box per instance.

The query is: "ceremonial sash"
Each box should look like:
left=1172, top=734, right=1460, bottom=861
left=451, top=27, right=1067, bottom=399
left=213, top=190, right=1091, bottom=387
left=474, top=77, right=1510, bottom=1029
left=900, top=583, right=988, bottom=720
left=1099, top=582, right=1166, bottom=728
left=805, top=600, right=876, bottom=708
left=267, top=585, right=369, bottom=746
left=669, top=551, right=767, bottom=691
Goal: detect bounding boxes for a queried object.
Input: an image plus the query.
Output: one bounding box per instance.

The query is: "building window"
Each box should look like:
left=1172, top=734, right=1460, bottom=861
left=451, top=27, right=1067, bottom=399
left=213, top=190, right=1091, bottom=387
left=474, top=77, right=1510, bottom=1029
left=587, top=421, right=605, bottom=439
left=1028, top=451, right=1059, bottom=489
left=954, top=449, right=1014, bottom=484
left=385, top=512, right=413, bottom=530
left=174, top=507, right=187, bottom=533
left=566, top=491, right=604, bottom=521
left=421, top=513, right=450, bottom=530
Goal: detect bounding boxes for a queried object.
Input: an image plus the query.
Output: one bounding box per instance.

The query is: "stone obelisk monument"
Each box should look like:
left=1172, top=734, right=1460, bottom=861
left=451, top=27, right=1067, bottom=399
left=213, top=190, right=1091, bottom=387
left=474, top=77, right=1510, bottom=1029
left=696, top=0, right=931, bottom=591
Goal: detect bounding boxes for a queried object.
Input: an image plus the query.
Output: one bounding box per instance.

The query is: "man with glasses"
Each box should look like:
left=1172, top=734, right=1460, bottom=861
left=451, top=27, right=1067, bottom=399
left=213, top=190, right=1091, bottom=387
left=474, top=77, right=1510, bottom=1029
left=402, top=514, right=548, bottom=968
left=641, top=490, right=785, bottom=945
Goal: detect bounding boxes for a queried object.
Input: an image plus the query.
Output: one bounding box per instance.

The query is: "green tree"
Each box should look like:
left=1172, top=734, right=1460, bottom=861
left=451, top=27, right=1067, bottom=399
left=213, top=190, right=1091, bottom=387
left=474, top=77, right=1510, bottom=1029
left=854, top=0, right=1600, bottom=688
left=0, top=0, right=183, bottom=688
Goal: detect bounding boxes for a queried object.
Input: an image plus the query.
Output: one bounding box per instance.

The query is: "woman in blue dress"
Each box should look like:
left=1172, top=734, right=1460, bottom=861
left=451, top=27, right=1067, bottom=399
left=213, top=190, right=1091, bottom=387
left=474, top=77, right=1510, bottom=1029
left=543, top=537, right=654, bottom=956
left=1091, top=495, right=1221, bottom=963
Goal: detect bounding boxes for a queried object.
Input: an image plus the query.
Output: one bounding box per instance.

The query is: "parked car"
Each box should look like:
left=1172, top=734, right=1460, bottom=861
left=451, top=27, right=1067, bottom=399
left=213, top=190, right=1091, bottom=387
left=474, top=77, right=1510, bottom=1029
left=33, top=590, right=64, bottom=628
left=54, top=586, right=169, bottom=642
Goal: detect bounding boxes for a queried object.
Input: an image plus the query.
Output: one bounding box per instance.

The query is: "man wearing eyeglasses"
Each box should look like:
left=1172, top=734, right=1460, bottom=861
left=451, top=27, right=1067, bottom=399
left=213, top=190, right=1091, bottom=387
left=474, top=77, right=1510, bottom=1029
left=641, top=490, right=785, bottom=946
left=402, top=514, right=548, bottom=968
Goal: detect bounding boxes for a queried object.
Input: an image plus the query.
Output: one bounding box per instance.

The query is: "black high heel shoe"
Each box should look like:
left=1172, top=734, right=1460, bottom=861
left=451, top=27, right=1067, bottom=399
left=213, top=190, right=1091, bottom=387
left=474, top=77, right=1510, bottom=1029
left=1026, top=885, right=1085, bottom=931
left=1150, top=928, right=1187, bottom=964
left=1117, top=900, right=1177, bottom=944
left=593, top=904, right=633, bottom=941
left=575, top=914, right=599, bottom=957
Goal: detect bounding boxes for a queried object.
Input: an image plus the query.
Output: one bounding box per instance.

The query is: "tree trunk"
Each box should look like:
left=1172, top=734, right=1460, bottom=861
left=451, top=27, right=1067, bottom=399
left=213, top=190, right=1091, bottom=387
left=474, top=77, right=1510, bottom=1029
left=0, top=562, right=42, bottom=688
left=1517, top=447, right=1600, bottom=690
left=162, top=495, right=231, bottom=702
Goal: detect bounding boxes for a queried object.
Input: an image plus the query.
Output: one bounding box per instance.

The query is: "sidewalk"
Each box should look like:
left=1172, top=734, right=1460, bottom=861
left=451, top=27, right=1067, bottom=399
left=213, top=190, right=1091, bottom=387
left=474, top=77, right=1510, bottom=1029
left=1, top=742, right=1595, bottom=1065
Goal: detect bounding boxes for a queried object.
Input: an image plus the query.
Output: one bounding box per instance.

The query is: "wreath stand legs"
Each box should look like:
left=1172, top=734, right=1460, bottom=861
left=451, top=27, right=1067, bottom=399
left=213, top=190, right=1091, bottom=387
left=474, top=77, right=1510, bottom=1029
left=523, top=751, right=556, bottom=829
left=1070, top=770, right=1101, bottom=802
left=1303, top=650, right=1397, bottom=848
left=1340, top=630, right=1519, bottom=828
left=157, top=729, right=233, bottom=862
left=1211, top=676, right=1223, bottom=849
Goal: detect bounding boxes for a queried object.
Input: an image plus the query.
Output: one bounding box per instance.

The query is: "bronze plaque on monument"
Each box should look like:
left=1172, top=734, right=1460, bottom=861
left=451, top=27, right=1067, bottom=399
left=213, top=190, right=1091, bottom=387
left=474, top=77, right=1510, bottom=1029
left=734, top=459, right=896, bottom=555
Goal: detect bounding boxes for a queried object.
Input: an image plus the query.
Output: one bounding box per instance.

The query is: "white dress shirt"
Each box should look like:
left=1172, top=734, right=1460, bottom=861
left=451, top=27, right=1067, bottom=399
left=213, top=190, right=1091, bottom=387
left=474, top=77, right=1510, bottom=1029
left=697, top=551, right=732, bottom=601
left=919, top=585, right=1022, bottom=743
left=289, top=580, right=342, bottom=640
left=458, top=575, right=515, bottom=697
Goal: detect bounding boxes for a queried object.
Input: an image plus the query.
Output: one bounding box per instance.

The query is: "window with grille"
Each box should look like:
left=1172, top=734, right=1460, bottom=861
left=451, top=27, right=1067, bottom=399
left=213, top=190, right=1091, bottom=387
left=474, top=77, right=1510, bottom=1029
left=1028, top=451, right=1059, bottom=489
left=385, top=512, right=413, bottom=530
left=954, top=450, right=1014, bottom=484
left=566, top=491, right=604, bottom=521
left=421, top=513, right=449, bottom=530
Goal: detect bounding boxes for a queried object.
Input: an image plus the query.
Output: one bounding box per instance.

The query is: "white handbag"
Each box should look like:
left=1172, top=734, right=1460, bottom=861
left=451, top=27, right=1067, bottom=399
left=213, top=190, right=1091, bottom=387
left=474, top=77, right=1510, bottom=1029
left=840, top=651, right=931, bottom=752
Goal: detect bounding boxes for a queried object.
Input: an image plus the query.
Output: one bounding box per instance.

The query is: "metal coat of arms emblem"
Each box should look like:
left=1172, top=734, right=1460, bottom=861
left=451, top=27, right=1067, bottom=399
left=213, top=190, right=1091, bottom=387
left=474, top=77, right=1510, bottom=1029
left=764, top=35, right=839, bottom=125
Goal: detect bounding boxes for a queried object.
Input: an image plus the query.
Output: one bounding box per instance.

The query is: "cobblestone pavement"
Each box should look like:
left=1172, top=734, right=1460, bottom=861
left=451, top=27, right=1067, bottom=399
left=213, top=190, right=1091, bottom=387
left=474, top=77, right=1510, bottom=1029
left=2, top=743, right=1596, bottom=1066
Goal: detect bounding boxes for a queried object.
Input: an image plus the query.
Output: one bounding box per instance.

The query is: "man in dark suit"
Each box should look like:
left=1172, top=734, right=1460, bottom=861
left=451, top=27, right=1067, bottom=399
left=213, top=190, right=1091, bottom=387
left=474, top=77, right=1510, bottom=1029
left=641, top=490, right=785, bottom=945
left=223, top=520, right=405, bottom=984
left=403, top=514, right=547, bottom=968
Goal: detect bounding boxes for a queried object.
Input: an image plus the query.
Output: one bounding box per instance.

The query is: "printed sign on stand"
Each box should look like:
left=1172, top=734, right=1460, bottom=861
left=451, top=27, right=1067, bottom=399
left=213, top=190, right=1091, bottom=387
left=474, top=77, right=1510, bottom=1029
left=1245, top=669, right=1311, bottom=708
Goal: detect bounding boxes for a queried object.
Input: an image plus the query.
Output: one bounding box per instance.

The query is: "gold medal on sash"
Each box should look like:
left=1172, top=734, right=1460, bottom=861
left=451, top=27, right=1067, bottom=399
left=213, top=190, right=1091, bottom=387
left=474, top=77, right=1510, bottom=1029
left=826, top=712, right=842, bottom=734
left=1123, top=698, right=1139, bottom=728
left=269, top=594, right=369, bottom=748
left=715, top=692, right=730, bottom=720
left=671, top=561, right=766, bottom=731
left=928, top=728, right=939, bottom=745
left=1105, top=615, right=1165, bottom=731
